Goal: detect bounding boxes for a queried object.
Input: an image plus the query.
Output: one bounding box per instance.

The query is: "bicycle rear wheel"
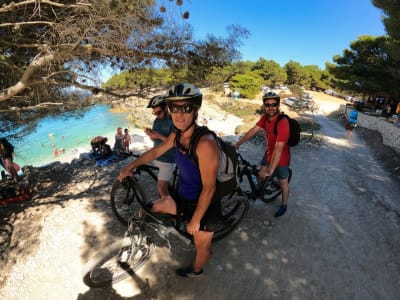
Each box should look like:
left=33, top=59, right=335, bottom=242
left=261, top=168, right=292, bottom=203
left=82, top=233, right=153, bottom=288
left=110, top=178, right=148, bottom=225
left=213, top=195, right=249, bottom=241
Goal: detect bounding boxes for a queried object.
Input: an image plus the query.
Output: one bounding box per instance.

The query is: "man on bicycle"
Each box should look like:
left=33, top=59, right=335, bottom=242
left=235, top=92, right=291, bottom=218
left=119, top=83, right=222, bottom=278
left=144, top=95, right=175, bottom=197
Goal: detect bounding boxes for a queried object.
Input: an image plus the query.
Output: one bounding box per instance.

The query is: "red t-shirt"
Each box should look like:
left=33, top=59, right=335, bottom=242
left=256, top=113, right=291, bottom=166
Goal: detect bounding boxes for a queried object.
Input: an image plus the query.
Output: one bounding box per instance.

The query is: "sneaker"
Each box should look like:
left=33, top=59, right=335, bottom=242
left=175, top=267, right=204, bottom=278
left=274, top=204, right=287, bottom=218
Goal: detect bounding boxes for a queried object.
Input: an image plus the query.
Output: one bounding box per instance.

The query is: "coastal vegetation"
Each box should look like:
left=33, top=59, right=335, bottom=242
left=1, top=0, right=399, bottom=139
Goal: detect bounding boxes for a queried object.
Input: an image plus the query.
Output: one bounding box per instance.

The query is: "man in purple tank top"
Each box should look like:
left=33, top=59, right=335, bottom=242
left=119, top=83, right=221, bottom=278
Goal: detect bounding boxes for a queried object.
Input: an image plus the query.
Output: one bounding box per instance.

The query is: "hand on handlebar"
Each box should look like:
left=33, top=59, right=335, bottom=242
left=118, top=166, right=133, bottom=182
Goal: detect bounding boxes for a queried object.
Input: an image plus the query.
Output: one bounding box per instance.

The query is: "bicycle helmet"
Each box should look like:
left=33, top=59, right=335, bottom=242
left=263, top=92, right=280, bottom=103
left=165, top=83, right=202, bottom=107
left=147, top=95, right=167, bottom=108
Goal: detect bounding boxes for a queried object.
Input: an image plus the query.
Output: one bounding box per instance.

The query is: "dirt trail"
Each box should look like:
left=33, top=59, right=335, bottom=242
left=0, top=92, right=399, bottom=300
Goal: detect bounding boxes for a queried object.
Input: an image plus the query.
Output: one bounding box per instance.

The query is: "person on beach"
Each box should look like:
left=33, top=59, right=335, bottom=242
left=144, top=95, right=175, bottom=197
left=119, top=83, right=229, bottom=278
left=123, top=128, right=131, bottom=153
left=91, top=136, right=112, bottom=159
left=235, top=92, right=291, bottom=218
left=113, top=127, right=125, bottom=155
left=0, top=137, right=19, bottom=184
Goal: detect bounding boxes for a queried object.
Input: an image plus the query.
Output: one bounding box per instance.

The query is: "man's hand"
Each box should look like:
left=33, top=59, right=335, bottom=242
left=259, top=166, right=273, bottom=179
left=118, top=166, right=132, bottom=182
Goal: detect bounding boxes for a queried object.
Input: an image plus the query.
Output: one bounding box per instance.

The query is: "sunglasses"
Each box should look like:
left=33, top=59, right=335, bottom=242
left=264, top=102, right=278, bottom=108
left=153, top=110, right=163, bottom=116
left=167, top=103, right=196, bottom=114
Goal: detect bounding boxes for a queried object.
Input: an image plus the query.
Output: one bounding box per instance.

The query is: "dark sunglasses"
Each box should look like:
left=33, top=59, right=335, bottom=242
left=264, top=102, right=278, bottom=108
left=153, top=110, right=163, bottom=116
left=167, top=103, right=195, bottom=114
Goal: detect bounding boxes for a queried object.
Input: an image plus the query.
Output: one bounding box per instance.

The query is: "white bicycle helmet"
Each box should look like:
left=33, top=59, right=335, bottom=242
left=263, top=92, right=280, bottom=103
left=165, top=83, right=202, bottom=107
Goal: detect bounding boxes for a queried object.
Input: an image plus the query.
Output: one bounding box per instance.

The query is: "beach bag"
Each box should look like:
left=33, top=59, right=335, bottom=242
left=179, top=126, right=238, bottom=186
left=273, top=113, right=301, bottom=147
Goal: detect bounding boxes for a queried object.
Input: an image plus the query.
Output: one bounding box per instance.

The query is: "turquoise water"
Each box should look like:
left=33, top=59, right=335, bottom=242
left=10, top=105, right=132, bottom=167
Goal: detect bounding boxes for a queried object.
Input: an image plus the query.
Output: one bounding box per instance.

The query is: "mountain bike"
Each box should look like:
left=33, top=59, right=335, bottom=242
left=236, top=152, right=292, bottom=203
left=83, top=165, right=249, bottom=287
left=110, top=155, right=179, bottom=226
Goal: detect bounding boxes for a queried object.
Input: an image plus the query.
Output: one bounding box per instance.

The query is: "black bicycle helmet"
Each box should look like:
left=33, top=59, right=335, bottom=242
left=165, top=83, right=202, bottom=107
left=263, top=92, right=280, bottom=103
left=147, top=95, right=167, bottom=108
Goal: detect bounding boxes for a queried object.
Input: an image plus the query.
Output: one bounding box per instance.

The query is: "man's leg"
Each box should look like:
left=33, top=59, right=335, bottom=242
left=157, top=180, right=170, bottom=198
left=279, top=177, right=289, bottom=205
left=155, top=161, right=174, bottom=197
left=274, top=167, right=290, bottom=218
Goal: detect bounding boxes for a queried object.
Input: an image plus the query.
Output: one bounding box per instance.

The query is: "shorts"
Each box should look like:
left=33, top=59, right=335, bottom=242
left=180, top=198, right=222, bottom=232
left=152, top=160, right=175, bottom=181
left=260, top=157, right=290, bottom=180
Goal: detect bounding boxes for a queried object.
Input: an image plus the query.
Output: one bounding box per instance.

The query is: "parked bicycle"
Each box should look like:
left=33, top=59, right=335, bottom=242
left=83, top=159, right=249, bottom=287
left=235, top=152, right=292, bottom=203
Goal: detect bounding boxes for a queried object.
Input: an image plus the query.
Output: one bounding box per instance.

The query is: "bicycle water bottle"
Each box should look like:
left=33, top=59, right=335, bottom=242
left=251, top=174, right=258, bottom=185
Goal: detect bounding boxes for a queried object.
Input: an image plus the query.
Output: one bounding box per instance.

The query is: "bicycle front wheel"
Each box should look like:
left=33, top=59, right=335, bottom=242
left=213, top=195, right=249, bottom=241
left=82, top=236, right=153, bottom=288
left=261, top=168, right=292, bottom=203
left=110, top=178, right=148, bottom=225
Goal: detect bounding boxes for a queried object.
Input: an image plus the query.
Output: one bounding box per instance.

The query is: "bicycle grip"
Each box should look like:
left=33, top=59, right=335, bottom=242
left=168, top=227, right=191, bottom=245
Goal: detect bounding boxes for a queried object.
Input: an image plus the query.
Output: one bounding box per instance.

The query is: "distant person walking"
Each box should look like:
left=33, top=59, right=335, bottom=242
left=345, top=121, right=354, bottom=141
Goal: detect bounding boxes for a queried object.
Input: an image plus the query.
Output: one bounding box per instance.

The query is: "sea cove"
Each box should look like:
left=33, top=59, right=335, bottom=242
left=8, top=105, right=145, bottom=167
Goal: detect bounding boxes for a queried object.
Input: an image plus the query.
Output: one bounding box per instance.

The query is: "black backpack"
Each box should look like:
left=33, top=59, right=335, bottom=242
left=273, top=113, right=301, bottom=147
left=176, top=126, right=238, bottom=183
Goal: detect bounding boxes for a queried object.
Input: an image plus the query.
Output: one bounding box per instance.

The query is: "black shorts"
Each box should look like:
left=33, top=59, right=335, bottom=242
left=180, top=199, right=221, bottom=232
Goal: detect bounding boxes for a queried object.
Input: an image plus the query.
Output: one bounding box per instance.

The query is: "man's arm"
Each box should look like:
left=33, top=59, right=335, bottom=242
left=118, top=132, right=175, bottom=181
left=235, top=125, right=262, bottom=149
left=186, top=134, right=218, bottom=235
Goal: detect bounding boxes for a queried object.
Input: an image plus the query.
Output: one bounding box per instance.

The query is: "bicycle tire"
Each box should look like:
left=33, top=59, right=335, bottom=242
left=82, top=236, right=153, bottom=288
left=261, top=168, right=292, bottom=203
left=110, top=178, right=149, bottom=226
left=213, top=195, right=249, bottom=241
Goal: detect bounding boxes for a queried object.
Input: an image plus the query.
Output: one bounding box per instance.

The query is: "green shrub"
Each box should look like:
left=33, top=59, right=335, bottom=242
left=230, top=73, right=263, bottom=99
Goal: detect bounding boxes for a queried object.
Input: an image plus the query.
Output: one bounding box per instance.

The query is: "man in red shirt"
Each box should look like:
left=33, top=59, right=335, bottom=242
left=235, top=92, right=290, bottom=217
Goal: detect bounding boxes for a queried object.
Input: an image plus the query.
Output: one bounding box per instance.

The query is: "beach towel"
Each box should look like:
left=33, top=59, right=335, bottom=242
left=89, top=152, right=131, bottom=167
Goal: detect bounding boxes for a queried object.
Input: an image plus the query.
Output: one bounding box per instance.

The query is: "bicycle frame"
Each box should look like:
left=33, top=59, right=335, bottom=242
left=237, top=153, right=260, bottom=197
left=236, top=152, right=291, bottom=202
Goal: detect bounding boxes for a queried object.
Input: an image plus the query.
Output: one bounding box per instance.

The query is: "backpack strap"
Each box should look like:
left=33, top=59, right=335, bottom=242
left=187, top=126, right=216, bottom=166
left=273, top=113, right=286, bottom=137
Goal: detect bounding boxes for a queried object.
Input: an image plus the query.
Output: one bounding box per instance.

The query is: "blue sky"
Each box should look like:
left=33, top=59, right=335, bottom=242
left=181, top=0, right=386, bottom=69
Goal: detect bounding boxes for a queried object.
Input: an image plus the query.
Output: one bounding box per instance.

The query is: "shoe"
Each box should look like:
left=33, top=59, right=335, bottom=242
left=175, top=267, right=204, bottom=278
left=274, top=204, right=287, bottom=218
